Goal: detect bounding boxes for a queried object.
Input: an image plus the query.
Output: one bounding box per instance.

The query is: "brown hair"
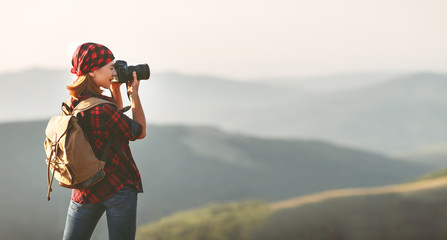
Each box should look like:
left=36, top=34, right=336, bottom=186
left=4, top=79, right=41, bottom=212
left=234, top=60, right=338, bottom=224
left=66, top=74, right=102, bottom=99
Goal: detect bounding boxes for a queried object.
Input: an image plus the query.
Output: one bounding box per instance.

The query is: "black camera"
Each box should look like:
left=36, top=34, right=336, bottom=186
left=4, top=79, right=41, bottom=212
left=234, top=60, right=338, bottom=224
left=113, top=60, right=150, bottom=83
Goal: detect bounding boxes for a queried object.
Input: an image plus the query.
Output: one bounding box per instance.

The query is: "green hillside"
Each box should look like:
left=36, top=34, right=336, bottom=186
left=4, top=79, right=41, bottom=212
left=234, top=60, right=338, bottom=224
left=136, top=201, right=269, bottom=240
left=418, top=168, right=447, bottom=181
left=136, top=177, right=447, bottom=240
left=255, top=177, right=447, bottom=240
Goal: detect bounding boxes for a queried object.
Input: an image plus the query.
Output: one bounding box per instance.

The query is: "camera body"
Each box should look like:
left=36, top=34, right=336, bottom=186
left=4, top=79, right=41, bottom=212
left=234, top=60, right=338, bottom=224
left=113, top=60, right=150, bottom=83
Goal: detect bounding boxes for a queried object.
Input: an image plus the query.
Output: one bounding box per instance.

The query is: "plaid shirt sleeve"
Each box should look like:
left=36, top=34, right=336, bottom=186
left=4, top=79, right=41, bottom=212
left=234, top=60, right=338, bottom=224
left=102, top=103, right=142, bottom=141
left=70, top=94, right=144, bottom=204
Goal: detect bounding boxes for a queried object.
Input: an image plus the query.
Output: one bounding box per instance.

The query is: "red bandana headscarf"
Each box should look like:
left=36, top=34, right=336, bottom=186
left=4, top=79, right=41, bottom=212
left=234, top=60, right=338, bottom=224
left=70, top=42, right=115, bottom=76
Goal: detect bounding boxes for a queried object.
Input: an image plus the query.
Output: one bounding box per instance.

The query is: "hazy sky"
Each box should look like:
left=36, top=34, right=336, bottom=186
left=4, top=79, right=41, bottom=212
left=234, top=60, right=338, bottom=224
left=1, top=0, right=446, bottom=79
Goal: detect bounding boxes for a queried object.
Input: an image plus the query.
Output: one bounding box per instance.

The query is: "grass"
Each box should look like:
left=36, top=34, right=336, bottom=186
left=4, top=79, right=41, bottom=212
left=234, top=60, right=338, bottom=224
left=136, top=200, right=270, bottom=240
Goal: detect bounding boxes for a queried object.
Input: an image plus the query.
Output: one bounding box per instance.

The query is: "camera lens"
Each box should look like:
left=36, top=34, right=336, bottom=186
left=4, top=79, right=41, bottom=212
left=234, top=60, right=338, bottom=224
left=136, top=64, right=150, bottom=80
left=128, top=64, right=150, bottom=81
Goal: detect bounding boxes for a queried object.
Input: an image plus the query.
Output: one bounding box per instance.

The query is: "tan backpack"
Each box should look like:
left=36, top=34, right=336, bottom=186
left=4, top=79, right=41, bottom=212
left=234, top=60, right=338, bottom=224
left=44, top=97, right=115, bottom=201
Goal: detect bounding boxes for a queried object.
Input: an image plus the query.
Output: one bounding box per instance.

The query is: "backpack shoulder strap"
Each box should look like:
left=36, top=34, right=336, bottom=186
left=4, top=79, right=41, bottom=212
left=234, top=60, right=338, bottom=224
left=74, top=98, right=117, bottom=162
left=72, top=97, right=116, bottom=116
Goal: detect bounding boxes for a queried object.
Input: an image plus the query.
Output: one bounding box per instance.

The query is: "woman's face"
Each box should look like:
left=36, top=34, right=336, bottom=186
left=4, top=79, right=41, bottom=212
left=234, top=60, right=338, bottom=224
left=91, top=61, right=117, bottom=89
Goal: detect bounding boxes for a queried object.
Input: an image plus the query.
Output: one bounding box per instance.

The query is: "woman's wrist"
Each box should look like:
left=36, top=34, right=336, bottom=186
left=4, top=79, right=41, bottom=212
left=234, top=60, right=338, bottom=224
left=110, top=85, right=124, bottom=110
left=110, top=85, right=121, bottom=93
left=128, top=91, right=139, bottom=98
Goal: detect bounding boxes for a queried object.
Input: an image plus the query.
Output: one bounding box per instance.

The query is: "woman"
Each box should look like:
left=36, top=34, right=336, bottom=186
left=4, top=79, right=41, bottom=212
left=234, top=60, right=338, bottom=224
left=62, top=42, right=146, bottom=240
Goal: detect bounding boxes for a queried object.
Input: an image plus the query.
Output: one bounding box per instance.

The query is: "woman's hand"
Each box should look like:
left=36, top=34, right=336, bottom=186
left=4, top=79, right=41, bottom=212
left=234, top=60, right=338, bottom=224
left=127, top=71, right=140, bottom=96
left=128, top=71, right=146, bottom=139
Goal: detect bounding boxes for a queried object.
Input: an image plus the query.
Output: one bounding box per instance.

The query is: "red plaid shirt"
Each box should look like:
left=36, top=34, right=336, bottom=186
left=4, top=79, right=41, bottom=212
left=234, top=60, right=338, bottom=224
left=69, top=92, right=143, bottom=203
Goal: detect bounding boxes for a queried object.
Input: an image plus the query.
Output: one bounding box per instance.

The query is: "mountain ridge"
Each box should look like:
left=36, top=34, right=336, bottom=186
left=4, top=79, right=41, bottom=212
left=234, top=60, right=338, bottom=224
left=0, top=119, right=434, bottom=239
left=270, top=175, right=447, bottom=211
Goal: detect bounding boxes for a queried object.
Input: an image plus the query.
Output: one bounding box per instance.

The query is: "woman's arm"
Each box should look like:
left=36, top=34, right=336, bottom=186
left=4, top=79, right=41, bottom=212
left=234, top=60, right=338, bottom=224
left=128, top=71, right=146, bottom=139
left=110, top=83, right=124, bottom=110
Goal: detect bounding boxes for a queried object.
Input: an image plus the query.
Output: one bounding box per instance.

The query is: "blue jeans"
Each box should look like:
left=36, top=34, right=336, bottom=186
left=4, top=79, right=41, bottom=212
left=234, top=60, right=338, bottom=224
left=63, top=186, right=138, bottom=240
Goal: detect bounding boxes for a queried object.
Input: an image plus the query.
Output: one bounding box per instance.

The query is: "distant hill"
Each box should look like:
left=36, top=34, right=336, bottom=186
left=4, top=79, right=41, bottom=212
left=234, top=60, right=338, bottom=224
left=257, top=72, right=401, bottom=93
left=0, top=120, right=432, bottom=239
left=1, top=69, right=445, bottom=154
left=0, top=69, right=71, bottom=122
left=135, top=176, right=447, bottom=240
left=393, top=144, right=447, bottom=167
left=240, top=73, right=447, bottom=154
left=2, top=69, right=445, bottom=155
left=0, top=69, right=307, bottom=124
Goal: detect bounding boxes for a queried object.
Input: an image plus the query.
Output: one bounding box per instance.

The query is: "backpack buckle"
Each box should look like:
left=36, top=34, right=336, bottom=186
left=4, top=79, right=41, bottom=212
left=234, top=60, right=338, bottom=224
left=51, top=133, right=58, bottom=150
left=62, top=102, right=72, bottom=116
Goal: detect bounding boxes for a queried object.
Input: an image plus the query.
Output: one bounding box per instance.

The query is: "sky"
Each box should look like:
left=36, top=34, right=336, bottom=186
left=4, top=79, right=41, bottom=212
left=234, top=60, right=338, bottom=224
left=0, top=0, right=446, bottom=80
